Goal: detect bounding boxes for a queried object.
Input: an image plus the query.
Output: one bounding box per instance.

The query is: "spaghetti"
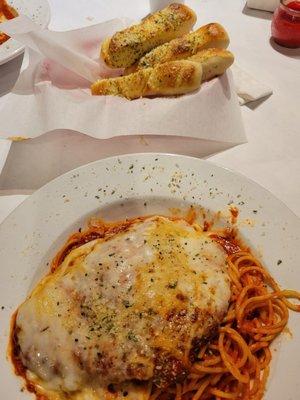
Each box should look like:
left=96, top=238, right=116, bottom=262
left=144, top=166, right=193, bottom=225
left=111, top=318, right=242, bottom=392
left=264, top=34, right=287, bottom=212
left=50, top=218, right=300, bottom=400
left=152, top=249, right=300, bottom=400
left=10, top=216, right=300, bottom=400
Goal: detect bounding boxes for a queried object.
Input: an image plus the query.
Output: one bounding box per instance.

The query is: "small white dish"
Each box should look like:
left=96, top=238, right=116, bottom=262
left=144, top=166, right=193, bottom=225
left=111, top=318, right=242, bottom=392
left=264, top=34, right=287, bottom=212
left=0, top=0, right=50, bottom=66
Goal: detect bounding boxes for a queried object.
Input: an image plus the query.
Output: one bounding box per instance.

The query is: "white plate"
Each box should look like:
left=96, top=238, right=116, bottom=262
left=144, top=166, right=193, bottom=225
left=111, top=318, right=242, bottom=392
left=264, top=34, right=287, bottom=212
left=0, top=153, right=299, bottom=399
left=0, top=0, right=50, bottom=66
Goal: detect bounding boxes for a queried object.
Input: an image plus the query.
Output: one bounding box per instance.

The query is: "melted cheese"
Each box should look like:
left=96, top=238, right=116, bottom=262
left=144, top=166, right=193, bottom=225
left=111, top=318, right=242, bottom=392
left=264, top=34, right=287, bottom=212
left=15, top=216, right=230, bottom=399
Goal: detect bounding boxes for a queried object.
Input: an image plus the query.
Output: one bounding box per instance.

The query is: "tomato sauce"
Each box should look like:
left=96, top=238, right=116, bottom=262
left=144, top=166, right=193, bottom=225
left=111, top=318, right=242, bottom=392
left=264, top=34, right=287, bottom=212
left=0, top=0, right=18, bottom=45
left=209, top=234, right=241, bottom=255
left=271, top=1, right=300, bottom=48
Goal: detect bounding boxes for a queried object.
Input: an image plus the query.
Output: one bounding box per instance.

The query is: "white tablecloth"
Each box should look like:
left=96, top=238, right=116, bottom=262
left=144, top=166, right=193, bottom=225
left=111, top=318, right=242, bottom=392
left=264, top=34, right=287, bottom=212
left=0, top=0, right=299, bottom=222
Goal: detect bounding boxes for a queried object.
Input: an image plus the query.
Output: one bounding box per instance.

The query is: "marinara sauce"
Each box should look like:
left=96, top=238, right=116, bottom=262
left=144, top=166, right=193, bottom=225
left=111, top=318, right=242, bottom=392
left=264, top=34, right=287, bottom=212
left=271, top=0, right=300, bottom=48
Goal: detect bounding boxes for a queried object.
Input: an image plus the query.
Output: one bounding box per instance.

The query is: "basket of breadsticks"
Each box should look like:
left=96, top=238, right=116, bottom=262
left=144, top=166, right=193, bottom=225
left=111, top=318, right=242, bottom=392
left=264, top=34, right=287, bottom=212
left=92, top=3, right=234, bottom=99
left=0, top=3, right=245, bottom=151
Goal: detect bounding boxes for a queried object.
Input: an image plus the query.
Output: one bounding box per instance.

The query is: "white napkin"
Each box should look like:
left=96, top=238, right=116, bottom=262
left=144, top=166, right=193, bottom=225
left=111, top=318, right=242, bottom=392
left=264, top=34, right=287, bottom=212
left=246, top=0, right=279, bottom=12
left=231, top=64, right=273, bottom=105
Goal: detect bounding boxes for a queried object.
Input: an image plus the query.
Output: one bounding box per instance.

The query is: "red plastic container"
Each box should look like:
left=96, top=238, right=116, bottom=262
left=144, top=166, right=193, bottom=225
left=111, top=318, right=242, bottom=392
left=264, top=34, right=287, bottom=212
left=271, top=0, right=300, bottom=48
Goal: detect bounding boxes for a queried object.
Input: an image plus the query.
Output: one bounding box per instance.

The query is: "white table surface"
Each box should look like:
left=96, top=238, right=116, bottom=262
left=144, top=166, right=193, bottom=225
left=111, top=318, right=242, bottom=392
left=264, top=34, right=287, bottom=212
left=0, top=0, right=299, bottom=223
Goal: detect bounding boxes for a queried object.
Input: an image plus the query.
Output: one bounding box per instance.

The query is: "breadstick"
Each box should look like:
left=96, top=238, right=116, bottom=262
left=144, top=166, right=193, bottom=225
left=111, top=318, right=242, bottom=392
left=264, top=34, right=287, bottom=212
left=91, top=60, right=202, bottom=99
left=126, top=23, right=229, bottom=73
left=188, top=48, right=234, bottom=81
left=101, top=3, right=197, bottom=68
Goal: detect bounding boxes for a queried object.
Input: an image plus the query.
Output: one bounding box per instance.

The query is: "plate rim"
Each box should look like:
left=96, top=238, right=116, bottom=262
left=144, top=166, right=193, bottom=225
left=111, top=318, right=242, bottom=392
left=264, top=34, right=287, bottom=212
left=0, top=152, right=299, bottom=400
left=1, top=152, right=299, bottom=229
